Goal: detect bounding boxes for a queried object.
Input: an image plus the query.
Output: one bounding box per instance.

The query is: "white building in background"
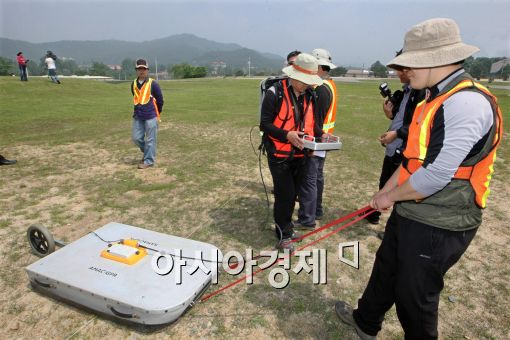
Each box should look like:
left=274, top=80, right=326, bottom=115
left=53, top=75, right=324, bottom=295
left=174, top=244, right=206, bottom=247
left=211, top=61, right=226, bottom=76
left=490, top=58, right=510, bottom=75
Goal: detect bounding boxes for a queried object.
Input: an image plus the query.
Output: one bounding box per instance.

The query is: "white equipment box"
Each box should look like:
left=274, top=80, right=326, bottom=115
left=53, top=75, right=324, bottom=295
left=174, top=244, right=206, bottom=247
left=302, top=135, right=342, bottom=151
left=26, top=222, right=222, bottom=326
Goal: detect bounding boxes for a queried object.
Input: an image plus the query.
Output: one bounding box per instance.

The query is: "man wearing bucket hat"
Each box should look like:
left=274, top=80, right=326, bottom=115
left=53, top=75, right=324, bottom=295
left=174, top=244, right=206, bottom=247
left=295, top=48, right=338, bottom=229
left=260, top=53, right=323, bottom=251
left=335, top=18, right=503, bottom=339
left=131, top=58, right=164, bottom=169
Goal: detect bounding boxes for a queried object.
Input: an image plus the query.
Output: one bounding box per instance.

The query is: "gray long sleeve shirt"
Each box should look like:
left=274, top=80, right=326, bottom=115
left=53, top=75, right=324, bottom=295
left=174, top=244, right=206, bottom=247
left=409, top=69, right=494, bottom=196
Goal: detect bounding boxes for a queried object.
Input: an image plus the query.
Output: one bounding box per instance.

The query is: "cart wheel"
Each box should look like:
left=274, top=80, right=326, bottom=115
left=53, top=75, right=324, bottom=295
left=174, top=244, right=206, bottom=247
left=27, top=224, right=55, bottom=257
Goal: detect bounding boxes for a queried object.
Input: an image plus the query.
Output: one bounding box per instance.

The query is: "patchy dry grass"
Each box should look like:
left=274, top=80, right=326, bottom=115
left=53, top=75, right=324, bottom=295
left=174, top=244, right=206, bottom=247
left=0, top=77, right=509, bottom=339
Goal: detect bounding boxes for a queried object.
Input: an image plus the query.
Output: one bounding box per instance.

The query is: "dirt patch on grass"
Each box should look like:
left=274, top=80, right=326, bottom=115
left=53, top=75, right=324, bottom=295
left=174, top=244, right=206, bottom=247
left=1, top=130, right=509, bottom=339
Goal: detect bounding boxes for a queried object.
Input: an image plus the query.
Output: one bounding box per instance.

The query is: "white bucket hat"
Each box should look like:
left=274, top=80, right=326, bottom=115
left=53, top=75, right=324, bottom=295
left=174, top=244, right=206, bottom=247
left=282, top=53, right=323, bottom=85
left=387, top=18, right=479, bottom=69
left=311, top=48, right=337, bottom=69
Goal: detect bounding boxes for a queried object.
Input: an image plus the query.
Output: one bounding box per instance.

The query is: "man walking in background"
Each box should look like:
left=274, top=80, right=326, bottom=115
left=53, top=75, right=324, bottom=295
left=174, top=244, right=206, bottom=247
left=45, top=51, right=61, bottom=84
left=131, top=58, right=164, bottom=169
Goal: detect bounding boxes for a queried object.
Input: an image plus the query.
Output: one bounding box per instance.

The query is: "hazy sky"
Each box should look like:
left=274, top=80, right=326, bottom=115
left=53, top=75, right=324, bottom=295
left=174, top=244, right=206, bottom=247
left=1, top=0, right=509, bottom=66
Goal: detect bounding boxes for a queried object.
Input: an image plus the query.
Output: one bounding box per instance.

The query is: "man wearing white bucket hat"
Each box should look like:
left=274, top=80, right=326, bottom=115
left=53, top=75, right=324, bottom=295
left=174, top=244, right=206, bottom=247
left=295, top=48, right=338, bottom=229
left=260, top=53, right=323, bottom=251
left=335, top=18, right=503, bottom=339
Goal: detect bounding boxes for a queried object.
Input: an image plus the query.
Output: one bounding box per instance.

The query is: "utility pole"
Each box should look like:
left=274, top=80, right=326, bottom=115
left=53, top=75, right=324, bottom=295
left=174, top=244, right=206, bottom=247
left=155, top=57, right=159, bottom=81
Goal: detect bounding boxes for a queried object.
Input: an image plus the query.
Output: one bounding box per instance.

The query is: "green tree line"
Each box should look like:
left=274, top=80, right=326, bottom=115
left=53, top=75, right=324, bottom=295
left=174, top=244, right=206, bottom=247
left=368, top=57, right=509, bottom=80
left=1, top=56, right=508, bottom=80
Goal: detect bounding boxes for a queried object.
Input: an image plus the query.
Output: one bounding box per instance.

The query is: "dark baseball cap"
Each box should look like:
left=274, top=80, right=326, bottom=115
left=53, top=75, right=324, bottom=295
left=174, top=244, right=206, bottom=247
left=135, top=59, right=149, bottom=69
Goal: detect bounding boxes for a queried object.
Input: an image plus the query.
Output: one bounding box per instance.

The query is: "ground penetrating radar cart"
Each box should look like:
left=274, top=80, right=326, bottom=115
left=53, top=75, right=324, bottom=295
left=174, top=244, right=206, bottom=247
left=26, top=222, right=221, bottom=325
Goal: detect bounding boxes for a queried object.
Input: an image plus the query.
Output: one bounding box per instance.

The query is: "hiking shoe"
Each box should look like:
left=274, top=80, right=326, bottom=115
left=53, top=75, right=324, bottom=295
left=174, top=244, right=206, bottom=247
left=335, top=301, right=377, bottom=340
left=0, top=156, right=16, bottom=165
left=316, top=213, right=323, bottom=221
left=138, top=163, right=154, bottom=169
left=291, top=231, right=302, bottom=242
left=276, top=238, right=294, bottom=252
left=293, top=221, right=316, bottom=230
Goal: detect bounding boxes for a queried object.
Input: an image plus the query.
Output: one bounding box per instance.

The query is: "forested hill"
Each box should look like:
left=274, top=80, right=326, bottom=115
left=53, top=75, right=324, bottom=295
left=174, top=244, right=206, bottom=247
left=0, top=33, right=284, bottom=72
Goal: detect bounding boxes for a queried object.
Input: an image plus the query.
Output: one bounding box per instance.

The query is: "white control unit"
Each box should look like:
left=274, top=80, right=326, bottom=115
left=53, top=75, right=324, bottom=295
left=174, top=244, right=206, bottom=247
left=302, top=135, right=342, bottom=151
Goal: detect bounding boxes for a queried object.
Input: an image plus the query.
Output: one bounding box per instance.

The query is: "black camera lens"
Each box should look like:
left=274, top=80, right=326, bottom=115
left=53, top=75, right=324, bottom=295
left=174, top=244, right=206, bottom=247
left=379, top=82, right=392, bottom=98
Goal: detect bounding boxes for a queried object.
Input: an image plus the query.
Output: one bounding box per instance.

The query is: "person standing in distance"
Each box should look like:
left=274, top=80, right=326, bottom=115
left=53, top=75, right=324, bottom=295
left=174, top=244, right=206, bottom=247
left=131, top=58, right=164, bottom=169
left=16, top=52, right=29, bottom=81
left=335, top=18, right=503, bottom=339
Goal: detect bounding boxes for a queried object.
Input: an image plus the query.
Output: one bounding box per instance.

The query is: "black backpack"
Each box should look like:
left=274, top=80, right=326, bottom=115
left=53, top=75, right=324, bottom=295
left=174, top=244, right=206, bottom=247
left=258, top=76, right=288, bottom=154
left=259, top=76, right=287, bottom=121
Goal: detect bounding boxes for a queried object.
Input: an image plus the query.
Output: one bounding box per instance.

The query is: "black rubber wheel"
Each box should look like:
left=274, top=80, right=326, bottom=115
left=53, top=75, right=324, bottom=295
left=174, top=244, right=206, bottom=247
left=27, top=224, right=55, bottom=257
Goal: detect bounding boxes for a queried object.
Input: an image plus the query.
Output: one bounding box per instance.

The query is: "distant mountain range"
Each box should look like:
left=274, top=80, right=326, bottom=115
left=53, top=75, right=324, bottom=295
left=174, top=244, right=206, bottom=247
left=0, top=34, right=284, bottom=72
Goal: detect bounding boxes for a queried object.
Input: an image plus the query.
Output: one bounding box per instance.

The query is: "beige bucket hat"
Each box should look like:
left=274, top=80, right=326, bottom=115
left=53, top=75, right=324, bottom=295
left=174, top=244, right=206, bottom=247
left=311, top=48, right=337, bottom=69
left=282, top=53, right=323, bottom=86
left=387, top=18, right=479, bottom=69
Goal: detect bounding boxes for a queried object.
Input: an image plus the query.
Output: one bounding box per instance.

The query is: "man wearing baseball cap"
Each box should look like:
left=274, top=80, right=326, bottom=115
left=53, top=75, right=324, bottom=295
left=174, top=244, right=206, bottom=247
left=131, top=58, right=164, bottom=169
left=295, top=48, right=338, bottom=229
left=335, top=18, right=503, bottom=338
left=260, top=53, right=323, bottom=251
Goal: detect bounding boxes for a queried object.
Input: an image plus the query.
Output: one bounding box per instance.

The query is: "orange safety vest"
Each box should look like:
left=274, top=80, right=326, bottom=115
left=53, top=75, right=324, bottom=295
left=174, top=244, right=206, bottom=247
left=269, top=79, right=316, bottom=158
left=322, top=79, right=338, bottom=134
left=132, top=78, right=160, bottom=121
left=398, top=79, right=503, bottom=208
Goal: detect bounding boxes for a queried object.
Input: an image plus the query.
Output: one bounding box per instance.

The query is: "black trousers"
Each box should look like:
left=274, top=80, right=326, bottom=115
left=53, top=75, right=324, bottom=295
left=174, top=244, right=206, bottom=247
left=316, top=156, right=326, bottom=217
left=297, top=155, right=319, bottom=226
left=353, top=210, right=477, bottom=338
left=371, top=155, right=401, bottom=220
left=268, top=156, right=305, bottom=239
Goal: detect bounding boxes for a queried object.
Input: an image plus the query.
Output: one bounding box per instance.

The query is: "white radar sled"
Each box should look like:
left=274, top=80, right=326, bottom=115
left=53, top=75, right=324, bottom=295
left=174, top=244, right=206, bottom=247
left=25, top=222, right=222, bottom=326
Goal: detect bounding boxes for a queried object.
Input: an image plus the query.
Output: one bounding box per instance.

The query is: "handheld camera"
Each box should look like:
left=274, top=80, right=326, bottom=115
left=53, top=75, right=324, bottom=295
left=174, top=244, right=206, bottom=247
left=379, top=82, right=404, bottom=116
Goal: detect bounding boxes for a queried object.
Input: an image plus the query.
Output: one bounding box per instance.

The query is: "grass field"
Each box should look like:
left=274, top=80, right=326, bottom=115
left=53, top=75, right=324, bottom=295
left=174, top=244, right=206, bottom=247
left=0, top=76, right=509, bottom=339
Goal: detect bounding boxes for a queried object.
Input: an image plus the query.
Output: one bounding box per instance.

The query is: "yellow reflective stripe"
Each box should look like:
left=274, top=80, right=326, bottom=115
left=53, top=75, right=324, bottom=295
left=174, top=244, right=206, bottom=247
left=140, top=79, right=153, bottom=104
left=480, top=151, right=497, bottom=207
left=323, top=80, right=337, bottom=133
left=324, top=81, right=336, bottom=124
left=418, top=103, right=437, bottom=160
left=323, top=122, right=335, bottom=130
left=133, top=80, right=140, bottom=104
left=133, top=78, right=153, bottom=105
left=475, top=83, right=489, bottom=92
